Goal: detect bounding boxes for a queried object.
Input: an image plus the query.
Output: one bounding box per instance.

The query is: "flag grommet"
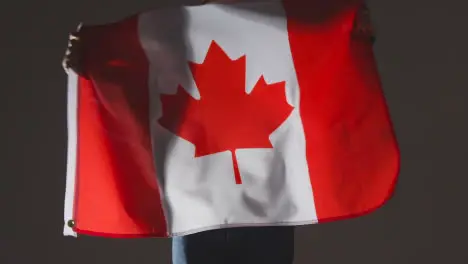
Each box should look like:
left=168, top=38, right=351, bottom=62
left=67, top=219, right=75, bottom=228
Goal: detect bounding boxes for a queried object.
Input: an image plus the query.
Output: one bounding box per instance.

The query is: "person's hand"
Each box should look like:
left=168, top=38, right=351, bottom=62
left=62, top=25, right=86, bottom=76
left=352, top=4, right=376, bottom=43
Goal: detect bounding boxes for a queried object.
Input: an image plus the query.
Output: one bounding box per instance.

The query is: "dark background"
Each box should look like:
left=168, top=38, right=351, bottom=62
left=2, top=0, right=467, bottom=263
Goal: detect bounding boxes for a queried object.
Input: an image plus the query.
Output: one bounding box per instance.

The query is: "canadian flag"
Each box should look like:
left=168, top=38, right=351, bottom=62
left=64, top=0, right=399, bottom=238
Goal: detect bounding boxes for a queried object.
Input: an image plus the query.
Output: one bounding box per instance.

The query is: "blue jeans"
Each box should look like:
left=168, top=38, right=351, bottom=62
left=172, top=226, right=295, bottom=264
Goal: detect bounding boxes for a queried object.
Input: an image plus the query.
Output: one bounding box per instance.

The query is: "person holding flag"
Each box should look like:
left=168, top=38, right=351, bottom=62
left=63, top=1, right=391, bottom=264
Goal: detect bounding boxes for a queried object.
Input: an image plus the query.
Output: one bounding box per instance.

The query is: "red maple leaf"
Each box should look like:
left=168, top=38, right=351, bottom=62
left=158, top=41, right=293, bottom=184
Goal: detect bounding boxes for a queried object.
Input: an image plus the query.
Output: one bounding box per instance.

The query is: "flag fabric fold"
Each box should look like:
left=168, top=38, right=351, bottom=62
left=64, top=0, right=399, bottom=238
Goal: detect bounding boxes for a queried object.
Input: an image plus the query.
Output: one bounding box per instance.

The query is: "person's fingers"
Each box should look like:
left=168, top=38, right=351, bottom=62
left=75, top=22, right=83, bottom=32
left=70, top=22, right=84, bottom=39
left=351, top=4, right=375, bottom=43
left=63, top=32, right=83, bottom=71
left=63, top=50, right=82, bottom=68
left=62, top=54, right=84, bottom=75
left=62, top=58, right=76, bottom=74
left=68, top=38, right=80, bottom=49
left=62, top=47, right=73, bottom=72
left=69, top=33, right=80, bottom=41
left=62, top=59, right=69, bottom=73
left=63, top=23, right=86, bottom=75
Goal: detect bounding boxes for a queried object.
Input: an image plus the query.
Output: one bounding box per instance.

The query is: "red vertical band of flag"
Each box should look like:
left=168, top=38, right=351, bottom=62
left=284, top=0, right=400, bottom=222
left=73, top=17, right=168, bottom=237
